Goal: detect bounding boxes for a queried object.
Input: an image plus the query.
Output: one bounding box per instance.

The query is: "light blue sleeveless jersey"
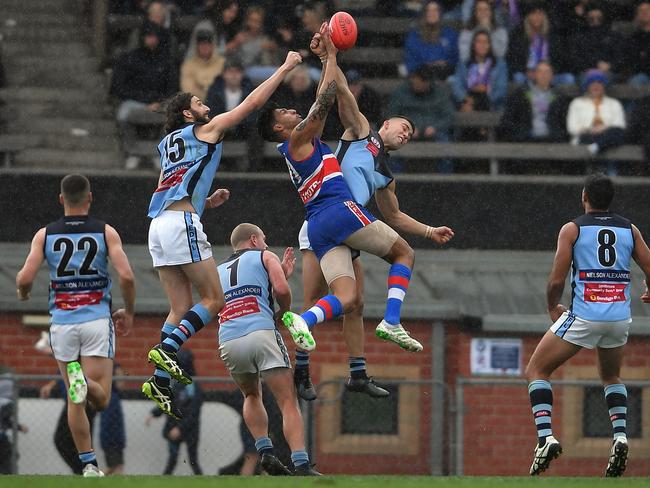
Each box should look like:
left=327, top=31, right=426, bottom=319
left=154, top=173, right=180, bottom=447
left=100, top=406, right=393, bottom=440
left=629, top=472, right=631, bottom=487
left=571, top=212, right=634, bottom=322
left=335, top=129, right=394, bottom=206
left=217, top=249, right=275, bottom=343
left=44, top=216, right=112, bottom=324
left=148, top=124, right=223, bottom=219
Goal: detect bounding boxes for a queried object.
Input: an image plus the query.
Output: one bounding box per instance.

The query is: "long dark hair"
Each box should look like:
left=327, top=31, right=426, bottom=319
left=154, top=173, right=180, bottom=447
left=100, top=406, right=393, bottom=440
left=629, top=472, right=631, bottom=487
left=468, top=0, right=495, bottom=30
left=468, top=29, right=495, bottom=66
left=163, top=92, right=193, bottom=134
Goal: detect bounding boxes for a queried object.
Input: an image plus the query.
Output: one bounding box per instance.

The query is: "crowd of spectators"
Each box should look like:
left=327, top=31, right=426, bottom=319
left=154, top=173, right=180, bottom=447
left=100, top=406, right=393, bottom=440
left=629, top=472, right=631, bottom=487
left=106, top=0, right=650, bottom=172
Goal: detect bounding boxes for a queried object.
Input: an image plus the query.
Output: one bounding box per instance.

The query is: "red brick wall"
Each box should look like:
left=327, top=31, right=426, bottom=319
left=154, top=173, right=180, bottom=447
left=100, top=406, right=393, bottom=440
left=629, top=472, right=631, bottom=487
left=2, top=313, right=649, bottom=476
left=446, top=326, right=650, bottom=476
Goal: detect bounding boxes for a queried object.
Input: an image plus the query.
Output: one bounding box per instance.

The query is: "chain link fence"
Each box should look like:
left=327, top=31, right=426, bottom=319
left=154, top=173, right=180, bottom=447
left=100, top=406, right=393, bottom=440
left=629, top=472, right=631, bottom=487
left=2, top=374, right=453, bottom=475
left=3, top=374, right=647, bottom=476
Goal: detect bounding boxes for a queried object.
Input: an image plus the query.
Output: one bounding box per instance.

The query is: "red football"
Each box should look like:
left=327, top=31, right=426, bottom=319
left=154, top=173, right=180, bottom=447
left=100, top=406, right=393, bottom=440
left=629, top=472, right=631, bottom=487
left=329, top=11, right=357, bottom=51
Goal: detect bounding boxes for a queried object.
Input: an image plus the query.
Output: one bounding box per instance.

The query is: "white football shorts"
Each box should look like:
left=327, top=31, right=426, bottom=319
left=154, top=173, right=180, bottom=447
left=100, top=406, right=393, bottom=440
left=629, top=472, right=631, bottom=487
left=298, top=220, right=311, bottom=251
left=148, top=209, right=213, bottom=267
left=550, top=311, right=631, bottom=349
left=50, top=318, right=115, bottom=361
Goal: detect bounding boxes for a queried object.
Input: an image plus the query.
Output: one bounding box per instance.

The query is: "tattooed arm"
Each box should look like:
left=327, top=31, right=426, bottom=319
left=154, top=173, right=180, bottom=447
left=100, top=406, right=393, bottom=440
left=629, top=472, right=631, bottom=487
left=288, top=23, right=339, bottom=160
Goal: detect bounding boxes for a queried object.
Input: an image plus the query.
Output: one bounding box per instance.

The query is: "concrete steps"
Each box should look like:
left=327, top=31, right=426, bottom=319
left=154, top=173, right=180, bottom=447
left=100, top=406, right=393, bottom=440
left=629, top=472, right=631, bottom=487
left=1, top=0, right=121, bottom=170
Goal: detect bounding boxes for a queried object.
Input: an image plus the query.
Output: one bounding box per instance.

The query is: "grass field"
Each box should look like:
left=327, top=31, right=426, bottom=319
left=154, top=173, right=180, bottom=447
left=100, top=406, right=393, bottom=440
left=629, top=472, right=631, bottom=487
left=2, top=477, right=649, bottom=488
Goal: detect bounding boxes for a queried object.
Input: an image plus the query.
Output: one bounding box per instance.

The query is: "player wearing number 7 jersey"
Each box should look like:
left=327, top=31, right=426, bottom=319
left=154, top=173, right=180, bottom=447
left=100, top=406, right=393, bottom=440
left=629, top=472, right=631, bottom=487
left=143, top=51, right=304, bottom=419
left=16, top=174, right=136, bottom=477
left=525, top=174, right=650, bottom=477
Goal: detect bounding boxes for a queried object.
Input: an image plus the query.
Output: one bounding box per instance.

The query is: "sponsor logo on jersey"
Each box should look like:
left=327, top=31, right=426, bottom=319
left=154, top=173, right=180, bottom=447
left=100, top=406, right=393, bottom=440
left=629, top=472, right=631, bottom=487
left=583, top=283, right=627, bottom=303
left=51, top=277, right=109, bottom=291
left=54, top=291, right=104, bottom=309
left=223, top=285, right=263, bottom=301
left=219, top=296, right=261, bottom=322
left=578, top=269, right=630, bottom=282
left=296, top=156, right=343, bottom=204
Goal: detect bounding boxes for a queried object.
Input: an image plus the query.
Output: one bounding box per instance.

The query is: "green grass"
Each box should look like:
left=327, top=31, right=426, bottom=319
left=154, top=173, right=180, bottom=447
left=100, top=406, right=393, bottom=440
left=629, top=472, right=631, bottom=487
left=1, top=477, right=649, bottom=488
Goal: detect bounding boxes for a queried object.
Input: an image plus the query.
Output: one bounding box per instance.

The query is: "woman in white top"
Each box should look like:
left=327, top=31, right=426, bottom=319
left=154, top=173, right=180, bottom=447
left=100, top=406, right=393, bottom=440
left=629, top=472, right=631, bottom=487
left=567, top=70, right=625, bottom=155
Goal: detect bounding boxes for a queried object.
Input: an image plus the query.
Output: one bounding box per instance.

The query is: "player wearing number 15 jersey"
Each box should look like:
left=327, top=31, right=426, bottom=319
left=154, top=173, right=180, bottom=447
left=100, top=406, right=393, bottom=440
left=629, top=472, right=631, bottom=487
left=142, top=52, right=304, bottom=419
left=525, top=174, right=650, bottom=477
left=16, top=174, right=135, bottom=477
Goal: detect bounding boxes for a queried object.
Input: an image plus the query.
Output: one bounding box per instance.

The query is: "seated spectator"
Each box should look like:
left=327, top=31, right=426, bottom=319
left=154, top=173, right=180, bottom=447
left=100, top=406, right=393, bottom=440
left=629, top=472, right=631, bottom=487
left=0, top=366, right=28, bottom=474
left=567, top=70, right=626, bottom=162
left=498, top=61, right=570, bottom=142
left=205, top=58, right=263, bottom=171
left=452, top=30, right=508, bottom=110
left=387, top=65, right=455, bottom=172
left=198, top=0, right=242, bottom=55
left=181, top=29, right=225, bottom=101
left=568, top=2, right=624, bottom=80
left=459, top=0, right=508, bottom=62
left=623, top=1, right=650, bottom=85
left=506, top=2, right=573, bottom=85
left=461, top=0, right=521, bottom=31
left=274, top=1, right=328, bottom=80
left=346, top=69, right=384, bottom=129
left=125, top=1, right=178, bottom=60
left=110, top=23, right=177, bottom=169
left=404, top=1, right=459, bottom=79
left=273, top=65, right=316, bottom=120
left=229, top=6, right=282, bottom=82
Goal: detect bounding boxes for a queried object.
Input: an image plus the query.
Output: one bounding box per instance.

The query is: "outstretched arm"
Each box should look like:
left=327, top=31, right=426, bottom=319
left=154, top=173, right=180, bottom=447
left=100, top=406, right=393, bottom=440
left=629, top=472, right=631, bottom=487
left=289, top=24, right=339, bottom=160
left=106, top=225, right=135, bottom=335
left=375, top=181, right=454, bottom=244
left=547, top=222, right=578, bottom=321
left=263, top=251, right=292, bottom=317
left=196, top=51, right=303, bottom=143
left=310, top=30, right=369, bottom=140
left=16, top=228, right=46, bottom=301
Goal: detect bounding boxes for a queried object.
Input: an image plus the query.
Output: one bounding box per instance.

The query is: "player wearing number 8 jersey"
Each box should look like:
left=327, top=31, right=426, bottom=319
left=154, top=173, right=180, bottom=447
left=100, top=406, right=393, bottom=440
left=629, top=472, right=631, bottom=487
left=16, top=174, right=136, bottom=477
left=525, top=174, right=650, bottom=477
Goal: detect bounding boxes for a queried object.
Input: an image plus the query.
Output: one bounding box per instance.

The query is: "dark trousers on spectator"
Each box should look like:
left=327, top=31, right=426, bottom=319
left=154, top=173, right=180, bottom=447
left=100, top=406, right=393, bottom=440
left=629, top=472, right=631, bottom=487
left=164, top=437, right=202, bottom=475
left=578, top=128, right=626, bottom=153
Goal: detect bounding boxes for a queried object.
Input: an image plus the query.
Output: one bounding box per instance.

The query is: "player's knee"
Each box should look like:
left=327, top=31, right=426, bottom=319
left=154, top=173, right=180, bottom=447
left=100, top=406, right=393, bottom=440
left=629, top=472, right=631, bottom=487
left=391, top=238, right=415, bottom=267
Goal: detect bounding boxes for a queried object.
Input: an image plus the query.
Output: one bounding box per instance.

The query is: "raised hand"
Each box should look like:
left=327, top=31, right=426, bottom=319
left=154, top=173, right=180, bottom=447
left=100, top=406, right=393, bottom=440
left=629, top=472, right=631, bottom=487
left=283, top=51, right=303, bottom=70
left=281, top=247, right=296, bottom=279
left=206, top=188, right=230, bottom=209
left=320, top=21, right=338, bottom=57
left=310, top=31, right=327, bottom=61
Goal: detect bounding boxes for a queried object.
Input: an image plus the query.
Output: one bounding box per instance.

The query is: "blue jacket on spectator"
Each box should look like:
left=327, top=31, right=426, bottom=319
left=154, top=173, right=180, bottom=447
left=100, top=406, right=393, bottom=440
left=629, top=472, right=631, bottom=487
left=404, top=25, right=459, bottom=74
left=451, top=58, right=509, bottom=109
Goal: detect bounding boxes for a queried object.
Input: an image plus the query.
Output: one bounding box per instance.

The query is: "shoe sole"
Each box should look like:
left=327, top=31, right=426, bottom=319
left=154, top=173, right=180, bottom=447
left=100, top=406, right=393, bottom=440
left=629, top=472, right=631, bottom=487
left=147, top=349, right=192, bottom=385
left=282, top=313, right=316, bottom=351
left=66, top=362, right=87, bottom=404
left=606, top=442, right=628, bottom=477
left=530, top=443, right=563, bottom=475
left=375, top=328, right=423, bottom=352
left=141, top=381, right=182, bottom=420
